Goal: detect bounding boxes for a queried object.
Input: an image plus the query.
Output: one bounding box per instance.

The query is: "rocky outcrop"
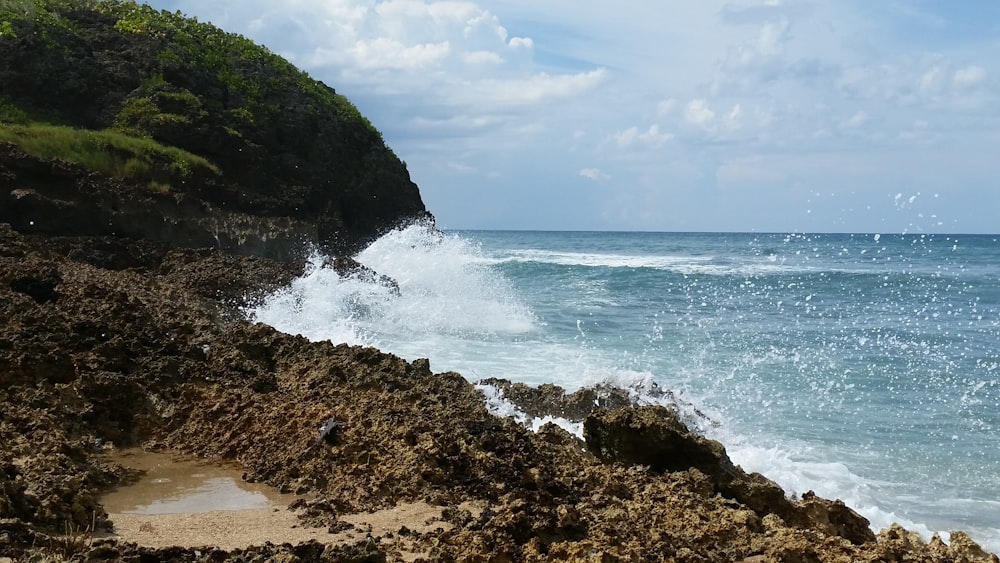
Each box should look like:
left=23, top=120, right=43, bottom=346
left=583, top=406, right=876, bottom=546
left=479, top=378, right=637, bottom=421
left=1, top=222, right=998, bottom=562
left=0, top=143, right=322, bottom=261
left=328, top=255, right=401, bottom=294
left=0, top=0, right=429, bottom=258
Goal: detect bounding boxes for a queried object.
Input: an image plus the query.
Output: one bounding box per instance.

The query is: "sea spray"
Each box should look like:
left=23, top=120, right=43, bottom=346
left=251, top=226, right=535, bottom=352
left=475, top=383, right=583, bottom=437
left=249, top=225, right=1000, bottom=553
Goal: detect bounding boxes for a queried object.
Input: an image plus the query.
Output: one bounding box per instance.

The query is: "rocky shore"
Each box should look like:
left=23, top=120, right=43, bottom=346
left=2, top=1, right=999, bottom=561
left=2, top=226, right=999, bottom=562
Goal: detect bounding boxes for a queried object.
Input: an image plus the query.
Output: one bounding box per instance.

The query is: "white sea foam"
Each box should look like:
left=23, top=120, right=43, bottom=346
left=503, top=249, right=711, bottom=270
left=476, top=383, right=584, bottom=437
left=249, top=257, right=385, bottom=345
left=499, top=248, right=852, bottom=277
left=715, top=435, right=938, bottom=540
left=250, top=225, right=536, bottom=350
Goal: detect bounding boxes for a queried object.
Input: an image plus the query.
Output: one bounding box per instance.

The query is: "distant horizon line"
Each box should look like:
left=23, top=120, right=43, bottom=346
left=438, top=227, right=1000, bottom=237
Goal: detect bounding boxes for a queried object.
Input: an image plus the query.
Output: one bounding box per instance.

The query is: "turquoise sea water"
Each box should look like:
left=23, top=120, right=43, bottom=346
left=251, top=225, right=1000, bottom=552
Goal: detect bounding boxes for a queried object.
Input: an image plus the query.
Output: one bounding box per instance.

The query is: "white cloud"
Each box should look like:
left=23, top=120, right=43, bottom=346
left=461, top=10, right=508, bottom=41
left=656, top=98, right=678, bottom=117
left=463, top=50, right=503, bottom=64
left=612, top=124, right=673, bottom=148
left=508, top=36, right=533, bottom=49
left=919, top=65, right=945, bottom=93
left=841, top=110, right=868, bottom=129
left=447, top=162, right=477, bottom=174
left=472, top=68, right=608, bottom=106
left=350, top=38, right=451, bottom=70
left=376, top=0, right=481, bottom=28
left=756, top=19, right=789, bottom=58
left=579, top=168, right=610, bottom=181
left=240, top=0, right=532, bottom=80
left=726, top=104, right=743, bottom=126
left=953, top=65, right=986, bottom=89
left=410, top=114, right=505, bottom=132
left=720, top=17, right=790, bottom=72
left=682, top=99, right=743, bottom=136
left=685, top=99, right=716, bottom=127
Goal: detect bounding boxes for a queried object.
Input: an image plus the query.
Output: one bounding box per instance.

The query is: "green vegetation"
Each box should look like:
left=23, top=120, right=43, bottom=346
left=0, top=1, right=231, bottom=190
left=113, top=87, right=207, bottom=137
left=0, top=0, right=83, bottom=41
left=0, top=96, right=31, bottom=123
left=91, top=0, right=384, bottom=140
left=0, top=122, right=219, bottom=189
left=0, top=0, right=379, bottom=130
left=0, top=0, right=401, bottom=192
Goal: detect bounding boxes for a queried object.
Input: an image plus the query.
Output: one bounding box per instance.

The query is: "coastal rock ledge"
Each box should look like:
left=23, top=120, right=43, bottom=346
left=2, top=224, right=998, bottom=562
left=1, top=1, right=998, bottom=562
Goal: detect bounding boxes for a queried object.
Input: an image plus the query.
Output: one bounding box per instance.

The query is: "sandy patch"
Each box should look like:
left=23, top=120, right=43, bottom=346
left=106, top=507, right=325, bottom=550
left=100, top=447, right=479, bottom=557
left=106, top=501, right=478, bottom=558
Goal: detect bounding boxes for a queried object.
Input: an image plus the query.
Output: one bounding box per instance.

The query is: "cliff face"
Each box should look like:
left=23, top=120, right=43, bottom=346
left=0, top=0, right=429, bottom=258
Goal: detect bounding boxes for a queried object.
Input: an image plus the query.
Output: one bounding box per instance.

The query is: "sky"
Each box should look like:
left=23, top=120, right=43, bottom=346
left=142, top=0, right=1000, bottom=233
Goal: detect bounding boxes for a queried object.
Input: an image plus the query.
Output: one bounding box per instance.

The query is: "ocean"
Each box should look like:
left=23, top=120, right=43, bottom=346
left=249, top=224, right=1000, bottom=553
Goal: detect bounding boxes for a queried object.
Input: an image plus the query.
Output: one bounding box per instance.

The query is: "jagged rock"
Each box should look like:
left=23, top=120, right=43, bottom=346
left=8, top=267, right=60, bottom=304
left=1, top=215, right=995, bottom=561
left=583, top=405, right=792, bottom=520
left=583, top=405, right=734, bottom=476
left=797, top=491, right=875, bottom=546
left=947, top=531, right=1000, bottom=563
left=328, top=256, right=400, bottom=295
left=583, top=405, right=877, bottom=546
left=479, top=379, right=635, bottom=421
left=878, top=523, right=929, bottom=553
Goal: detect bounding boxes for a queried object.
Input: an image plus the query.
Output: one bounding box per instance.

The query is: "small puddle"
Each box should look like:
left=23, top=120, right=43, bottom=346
left=102, top=449, right=291, bottom=515
left=99, top=449, right=484, bottom=553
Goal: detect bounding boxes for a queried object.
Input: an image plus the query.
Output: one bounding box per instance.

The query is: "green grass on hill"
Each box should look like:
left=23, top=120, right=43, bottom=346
left=0, top=121, right=219, bottom=191
left=0, top=0, right=393, bottom=192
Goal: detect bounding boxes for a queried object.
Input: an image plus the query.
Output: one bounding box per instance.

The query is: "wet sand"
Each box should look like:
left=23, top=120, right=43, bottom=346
left=101, top=450, right=474, bottom=557
left=101, top=449, right=292, bottom=515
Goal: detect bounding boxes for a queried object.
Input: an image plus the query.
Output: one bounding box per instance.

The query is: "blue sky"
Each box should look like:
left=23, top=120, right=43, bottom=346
left=143, top=0, right=1000, bottom=233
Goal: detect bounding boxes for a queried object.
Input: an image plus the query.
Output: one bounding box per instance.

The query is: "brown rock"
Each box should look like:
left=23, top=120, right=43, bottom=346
left=583, top=406, right=877, bottom=547
left=947, top=531, right=1000, bottom=563
left=583, top=405, right=733, bottom=477
left=797, top=491, right=875, bottom=545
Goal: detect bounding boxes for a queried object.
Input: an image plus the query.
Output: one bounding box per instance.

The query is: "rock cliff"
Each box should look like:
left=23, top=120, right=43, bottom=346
left=0, top=0, right=428, bottom=259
